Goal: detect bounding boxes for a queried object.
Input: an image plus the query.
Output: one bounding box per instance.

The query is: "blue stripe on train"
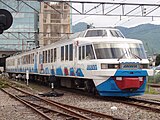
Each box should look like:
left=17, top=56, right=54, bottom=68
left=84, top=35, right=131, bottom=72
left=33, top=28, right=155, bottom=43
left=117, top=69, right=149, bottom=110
left=114, top=69, right=148, bottom=76
left=96, top=69, right=148, bottom=97
left=96, top=77, right=147, bottom=96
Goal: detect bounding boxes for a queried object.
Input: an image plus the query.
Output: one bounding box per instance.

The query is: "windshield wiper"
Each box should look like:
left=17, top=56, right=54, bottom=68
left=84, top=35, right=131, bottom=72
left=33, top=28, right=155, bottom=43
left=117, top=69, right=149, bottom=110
left=117, top=51, right=142, bottom=61
left=129, top=52, right=142, bottom=61
left=117, top=51, right=127, bottom=61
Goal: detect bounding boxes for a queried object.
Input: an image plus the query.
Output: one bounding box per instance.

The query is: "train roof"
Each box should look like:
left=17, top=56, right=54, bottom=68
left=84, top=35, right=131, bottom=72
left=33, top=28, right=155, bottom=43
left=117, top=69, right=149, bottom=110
left=6, top=27, right=143, bottom=59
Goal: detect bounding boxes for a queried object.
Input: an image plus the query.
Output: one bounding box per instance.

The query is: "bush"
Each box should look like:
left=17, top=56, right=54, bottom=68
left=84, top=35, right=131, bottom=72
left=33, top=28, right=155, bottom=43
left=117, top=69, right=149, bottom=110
left=148, top=74, right=160, bottom=83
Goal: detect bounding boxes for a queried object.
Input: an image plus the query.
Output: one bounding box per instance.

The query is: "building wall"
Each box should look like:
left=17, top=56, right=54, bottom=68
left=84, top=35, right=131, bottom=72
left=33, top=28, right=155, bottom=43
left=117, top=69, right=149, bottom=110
left=39, top=2, right=71, bottom=46
left=0, top=1, right=40, bottom=51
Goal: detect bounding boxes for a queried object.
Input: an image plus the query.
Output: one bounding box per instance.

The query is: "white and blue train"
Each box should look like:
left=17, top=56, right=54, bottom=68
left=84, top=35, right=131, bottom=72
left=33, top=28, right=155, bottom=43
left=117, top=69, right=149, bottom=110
left=6, top=27, right=153, bottom=97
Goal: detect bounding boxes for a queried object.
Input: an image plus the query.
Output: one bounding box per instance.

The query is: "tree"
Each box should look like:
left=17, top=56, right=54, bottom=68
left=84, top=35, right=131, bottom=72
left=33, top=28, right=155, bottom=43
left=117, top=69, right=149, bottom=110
left=155, top=54, right=160, bottom=66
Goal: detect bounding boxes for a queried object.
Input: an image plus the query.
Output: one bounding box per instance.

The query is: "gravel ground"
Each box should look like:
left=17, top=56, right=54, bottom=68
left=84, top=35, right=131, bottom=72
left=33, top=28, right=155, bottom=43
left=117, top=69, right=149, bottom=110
left=0, top=90, right=46, bottom=120
left=1, top=79, right=160, bottom=120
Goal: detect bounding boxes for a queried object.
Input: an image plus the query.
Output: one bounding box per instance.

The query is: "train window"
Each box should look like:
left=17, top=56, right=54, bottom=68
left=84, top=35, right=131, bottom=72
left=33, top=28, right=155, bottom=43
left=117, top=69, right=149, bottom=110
left=61, top=46, right=64, bottom=61
left=54, top=48, right=57, bottom=62
left=85, top=30, right=107, bottom=37
left=43, top=51, right=45, bottom=63
left=79, top=46, right=81, bottom=60
left=65, top=45, right=68, bottom=61
left=48, top=50, right=50, bottom=63
left=30, top=54, right=32, bottom=64
left=69, top=44, right=73, bottom=61
left=32, top=53, right=34, bottom=64
left=86, top=45, right=95, bottom=59
left=51, top=49, right=53, bottom=62
left=82, top=46, right=85, bottom=59
left=45, top=51, right=47, bottom=63
left=29, top=54, right=31, bottom=64
left=110, top=30, right=124, bottom=38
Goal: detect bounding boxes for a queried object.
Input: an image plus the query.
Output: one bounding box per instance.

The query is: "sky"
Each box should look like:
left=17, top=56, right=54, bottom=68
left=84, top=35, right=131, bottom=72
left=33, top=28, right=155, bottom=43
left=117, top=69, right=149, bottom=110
left=71, top=0, right=160, bottom=28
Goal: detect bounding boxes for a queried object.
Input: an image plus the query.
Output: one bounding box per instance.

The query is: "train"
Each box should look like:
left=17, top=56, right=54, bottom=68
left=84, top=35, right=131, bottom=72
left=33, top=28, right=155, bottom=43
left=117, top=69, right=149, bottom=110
left=5, top=27, right=153, bottom=97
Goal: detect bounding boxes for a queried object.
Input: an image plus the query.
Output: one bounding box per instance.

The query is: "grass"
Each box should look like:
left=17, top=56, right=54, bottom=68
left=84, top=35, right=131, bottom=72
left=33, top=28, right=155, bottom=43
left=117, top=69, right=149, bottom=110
left=0, top=79, right=8, bottom=88
left=145, top=84, right=159, bottom=94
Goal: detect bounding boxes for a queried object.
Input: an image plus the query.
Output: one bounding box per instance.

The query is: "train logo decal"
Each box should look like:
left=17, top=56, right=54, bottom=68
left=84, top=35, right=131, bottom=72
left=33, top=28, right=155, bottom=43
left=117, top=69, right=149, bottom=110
left=87, top=65, right=97, bottom=70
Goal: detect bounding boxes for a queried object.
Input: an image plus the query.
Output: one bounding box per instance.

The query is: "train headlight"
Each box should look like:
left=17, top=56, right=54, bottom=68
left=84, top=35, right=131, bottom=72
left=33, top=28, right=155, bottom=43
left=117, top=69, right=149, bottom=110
left=116, top=77, right=122, bottom=81
left=108, top=64, right=120, bottom=69
left=101, top=63, right=108, bottom=69
left=139, top=77, right=143, bottom=81
left=140, top=64, right=149, bottom=69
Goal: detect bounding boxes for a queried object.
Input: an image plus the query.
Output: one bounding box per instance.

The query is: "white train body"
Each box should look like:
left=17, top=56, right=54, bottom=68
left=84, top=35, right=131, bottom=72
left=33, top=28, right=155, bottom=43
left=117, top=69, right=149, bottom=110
left=6, top=28, right=153, bottom=96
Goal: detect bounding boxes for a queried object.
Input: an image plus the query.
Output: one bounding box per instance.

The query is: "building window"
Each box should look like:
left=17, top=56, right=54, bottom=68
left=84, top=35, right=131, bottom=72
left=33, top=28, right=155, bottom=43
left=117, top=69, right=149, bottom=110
left=69, top=44, right=73, bottom=61
left=65, top=45, right=68, bottom=61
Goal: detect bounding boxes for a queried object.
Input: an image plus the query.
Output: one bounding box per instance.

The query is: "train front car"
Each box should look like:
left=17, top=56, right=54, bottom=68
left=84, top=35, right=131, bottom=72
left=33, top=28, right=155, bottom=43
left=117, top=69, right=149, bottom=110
left=81, top=28, right=153, bottom=97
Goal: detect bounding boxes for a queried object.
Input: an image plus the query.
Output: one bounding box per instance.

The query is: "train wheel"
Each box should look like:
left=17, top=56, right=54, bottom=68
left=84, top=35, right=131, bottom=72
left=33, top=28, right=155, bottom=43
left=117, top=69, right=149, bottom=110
left=84, top=80, right=96, bottom=94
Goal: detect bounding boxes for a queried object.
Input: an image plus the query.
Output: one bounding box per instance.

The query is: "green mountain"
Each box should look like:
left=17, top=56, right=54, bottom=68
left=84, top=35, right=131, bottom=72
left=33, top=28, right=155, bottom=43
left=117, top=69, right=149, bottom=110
left=116, top=24, right=160, bottom=55
left=72, top=22, right=88, bottom=33
left=72, top=22, right=160, bottom=55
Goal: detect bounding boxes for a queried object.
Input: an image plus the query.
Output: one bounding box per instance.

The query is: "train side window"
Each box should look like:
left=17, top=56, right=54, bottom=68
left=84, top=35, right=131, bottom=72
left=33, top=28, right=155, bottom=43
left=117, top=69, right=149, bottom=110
left=65, top=45, right=68, bottom=61
left=69, top=44, right=73, bottom=61
left=30, top=54, right=32, bottom=64
left=82, top=46, right=85, bottom=59
left=61, top=46, right=64, bottom=61
left=32, top=53, right=34, bottom=64
left=79, top=46, right=81, bottom=60
left=54, top=48, right=57, bottom=62
left=29, top=54, right=31, bottom=64
left=48, top=50, right=50, bottom=63
left=43, top=51, right=45, bottom=63
left=86, top=45, right=95, bottom=59
left=51, top=49, right=53, bottom=62
left=45, top=51, right=47, bottom=63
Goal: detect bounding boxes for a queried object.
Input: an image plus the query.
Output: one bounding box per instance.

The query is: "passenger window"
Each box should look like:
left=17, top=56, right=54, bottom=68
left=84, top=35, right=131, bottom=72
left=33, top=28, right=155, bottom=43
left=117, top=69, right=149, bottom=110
left=51, top=49, right=53, bottom=62
left=65, top=45, right=68, bottom=61
left=79, top=46, right=81, bottom=60
left=32, top=53, right=34, bottom=64
left=54, top=48, right=57, bottom=62
left=69, top=44, right=73, bottom=61
left=45, top=51, right=47, bottom=63
left=82, top=46, right=85, bottom=59
left=86, top=45, right=95, bottom=59
left=48, top=50, right=50, bottom=63
left=61, top=46, right=64, bottom=61
left=43, top=51, right=45, bottom=63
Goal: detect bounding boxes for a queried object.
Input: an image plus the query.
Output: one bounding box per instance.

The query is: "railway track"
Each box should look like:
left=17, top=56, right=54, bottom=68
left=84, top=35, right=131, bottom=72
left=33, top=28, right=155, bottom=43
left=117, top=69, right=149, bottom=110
left=59, top=87, right=160, bottom=114
left=0, top=84, right=123, bottom=120
left=114, top=97, right=160, bottom=113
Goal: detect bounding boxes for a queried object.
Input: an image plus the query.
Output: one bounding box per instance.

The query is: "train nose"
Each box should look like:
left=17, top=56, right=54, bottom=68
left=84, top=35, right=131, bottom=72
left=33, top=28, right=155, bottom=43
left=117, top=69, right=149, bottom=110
left=114, top=77, right=144, bottom=90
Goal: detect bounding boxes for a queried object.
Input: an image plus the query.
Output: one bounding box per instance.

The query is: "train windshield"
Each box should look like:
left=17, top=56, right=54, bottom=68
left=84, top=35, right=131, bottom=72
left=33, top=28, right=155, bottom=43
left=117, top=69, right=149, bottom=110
left=110, top=30, right=124, bottom=38
left=85, top=30, right=107, bottom=37
left=94, top=43, right=147, bottom=59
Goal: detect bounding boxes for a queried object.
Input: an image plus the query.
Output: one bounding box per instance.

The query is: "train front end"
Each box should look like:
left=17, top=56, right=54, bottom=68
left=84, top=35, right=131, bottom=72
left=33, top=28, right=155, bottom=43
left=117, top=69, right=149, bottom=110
left=90, top=41, right=153, bottom=97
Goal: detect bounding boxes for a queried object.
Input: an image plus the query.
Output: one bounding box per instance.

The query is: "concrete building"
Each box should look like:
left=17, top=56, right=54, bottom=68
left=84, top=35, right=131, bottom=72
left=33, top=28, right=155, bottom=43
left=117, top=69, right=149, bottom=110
left=39, top=2, right=71, bottom=46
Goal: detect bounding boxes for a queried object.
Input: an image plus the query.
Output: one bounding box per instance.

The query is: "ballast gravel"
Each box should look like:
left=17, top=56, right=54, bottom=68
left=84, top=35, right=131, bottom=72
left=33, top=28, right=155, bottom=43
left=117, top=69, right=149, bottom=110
left=1, top=80, right=160, bottom=120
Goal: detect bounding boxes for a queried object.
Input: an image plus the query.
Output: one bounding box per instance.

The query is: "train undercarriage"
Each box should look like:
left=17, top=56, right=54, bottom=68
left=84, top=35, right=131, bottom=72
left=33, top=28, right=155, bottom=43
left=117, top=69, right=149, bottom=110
left=7, top=72, right=97, bottom=94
